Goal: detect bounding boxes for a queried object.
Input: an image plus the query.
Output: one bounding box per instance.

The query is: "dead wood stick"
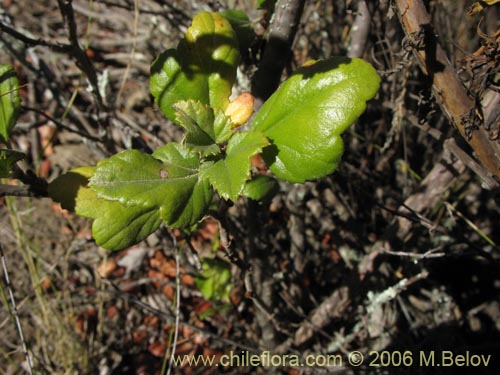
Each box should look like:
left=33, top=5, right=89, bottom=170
left=394, top=155, right=466, bottom=242
left=395, top=0, right=500, bottom=179
left=293, top=286, right=350, bottom=347
left=444, top=138, right=499, bottom=190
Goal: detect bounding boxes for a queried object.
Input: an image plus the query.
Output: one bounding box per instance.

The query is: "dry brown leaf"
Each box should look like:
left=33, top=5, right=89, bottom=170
left=97, top=259, right=117, bottom=278
left=147, top=340, right=165, bottom=358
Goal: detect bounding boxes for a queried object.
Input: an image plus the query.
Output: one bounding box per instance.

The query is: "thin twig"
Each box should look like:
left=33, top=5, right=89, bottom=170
left=22, top=105, right=103, bottom=142
left=381, top=247, right=446, bottom=259
left=0, top=20, right=68, bottom=53
left=213, top=215, right=245, bottom=269
left=114, top=0, right=140, bottom=107
left=183, top=236, right=203, bottom=272
left=57, top=0, right=106, bottom=110
left=165, top=234, right=180, bottom=375
left=0, top=165, right=48, bottom=199
left=444, top=202, right=497, bottom=247
left=0, top=184, right=46, bottom=198
left=0, top=243, right=34, bottom=375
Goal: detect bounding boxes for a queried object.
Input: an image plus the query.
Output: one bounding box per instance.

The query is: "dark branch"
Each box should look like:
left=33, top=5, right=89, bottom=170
left=57, top=0, right=106, bottom=110
left=22, top=105, right=103, bottom=142
left=0, top=184, right=47, bottom=198
left=252, top=0, right=306, bottom=105
left=0, top=20, right=68, bottom=53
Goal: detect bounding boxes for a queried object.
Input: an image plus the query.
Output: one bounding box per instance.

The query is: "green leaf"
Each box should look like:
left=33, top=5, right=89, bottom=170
left=48, top=166, right=162, bottom=250
left=213, top=108, right=234, bottom=143
left=48, top=166, right=95, bottom=212
left=0, top=65, right=20, bottom=143
left=90, top=144, right=212, bottom=230
left=243, top=175, right=280, bottom=203
left=150, top=12, right=239, bottom=123
left=199, top=131, right=269, bottom=200
left=78, top=189, right=161, bottom=251
left=196, top=258, right=232, bottom=302
left=252, top=57, right=380, bottom=183
left=0, top=149, right=24, bottom=178
left=173, top=100, right=233, bottom=156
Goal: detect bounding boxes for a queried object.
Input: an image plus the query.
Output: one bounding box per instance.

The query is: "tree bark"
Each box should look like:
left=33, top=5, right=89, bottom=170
left=395, top=0, right=500, bottom=179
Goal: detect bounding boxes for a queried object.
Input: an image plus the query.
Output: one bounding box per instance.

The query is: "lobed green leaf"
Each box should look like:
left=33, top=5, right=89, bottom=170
left=78, top=187, right=162, bottom=251
left=50, top=145, right=214, bottom=251
left=252, top=57, right=380, bottom=183
left=150, top=12, right=239, bottom=123
left=48, top=166, right=162, bottom=250
left=199, top=131, right=269, bottom=201
left=173, top=100, right=233, bottom=156
left=90, top=144, right=212, bottom=230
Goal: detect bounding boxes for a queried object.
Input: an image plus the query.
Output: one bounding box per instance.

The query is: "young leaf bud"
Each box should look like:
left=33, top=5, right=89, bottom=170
left=225, top=92, right=254, bottom=127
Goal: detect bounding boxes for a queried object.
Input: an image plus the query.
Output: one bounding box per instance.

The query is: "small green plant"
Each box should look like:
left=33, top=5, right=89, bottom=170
left=196, top=257, right=233, bottom=303
left=3, top=12, right=380, bottom=251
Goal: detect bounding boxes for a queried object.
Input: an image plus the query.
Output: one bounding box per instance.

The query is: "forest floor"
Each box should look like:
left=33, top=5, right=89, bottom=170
left=1, top=0, right=500, bottom=374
